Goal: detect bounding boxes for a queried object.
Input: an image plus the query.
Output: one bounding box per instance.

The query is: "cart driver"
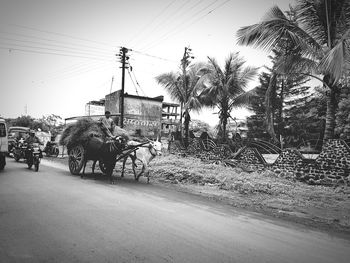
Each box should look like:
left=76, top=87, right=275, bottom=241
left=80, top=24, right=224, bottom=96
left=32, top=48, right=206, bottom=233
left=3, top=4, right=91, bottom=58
left=99, top=111, right=116, bottom=135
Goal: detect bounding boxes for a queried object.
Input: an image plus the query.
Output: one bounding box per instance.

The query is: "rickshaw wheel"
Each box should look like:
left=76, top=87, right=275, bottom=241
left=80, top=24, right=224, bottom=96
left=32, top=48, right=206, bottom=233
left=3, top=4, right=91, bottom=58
left=68, top=145, right=85, bottom=175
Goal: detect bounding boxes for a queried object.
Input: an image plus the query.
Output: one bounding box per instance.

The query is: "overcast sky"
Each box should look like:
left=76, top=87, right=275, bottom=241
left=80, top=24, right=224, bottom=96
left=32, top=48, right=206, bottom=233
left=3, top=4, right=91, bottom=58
left=0, top=0, right=293, bottom=125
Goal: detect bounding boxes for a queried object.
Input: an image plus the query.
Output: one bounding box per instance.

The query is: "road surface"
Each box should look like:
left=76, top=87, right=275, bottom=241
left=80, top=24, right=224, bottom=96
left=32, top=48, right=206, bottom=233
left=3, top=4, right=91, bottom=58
left=0, top=158, right=349, bottom=263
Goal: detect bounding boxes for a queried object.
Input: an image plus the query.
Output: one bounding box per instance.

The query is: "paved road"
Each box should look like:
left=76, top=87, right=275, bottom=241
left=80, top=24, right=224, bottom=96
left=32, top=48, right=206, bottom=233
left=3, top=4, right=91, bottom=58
left=1, top=159, right=350, bottom=263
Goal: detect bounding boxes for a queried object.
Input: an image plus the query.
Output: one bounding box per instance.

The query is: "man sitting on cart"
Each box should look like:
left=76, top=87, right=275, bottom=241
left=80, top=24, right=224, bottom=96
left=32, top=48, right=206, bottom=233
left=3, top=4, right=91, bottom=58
left=99, top=111, right=116, bottom=137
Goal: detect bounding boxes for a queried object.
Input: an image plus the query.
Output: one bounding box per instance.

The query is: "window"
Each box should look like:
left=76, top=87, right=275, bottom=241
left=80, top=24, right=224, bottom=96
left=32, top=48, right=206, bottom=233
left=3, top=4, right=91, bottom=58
left=0, top=123, right=6, bottom=137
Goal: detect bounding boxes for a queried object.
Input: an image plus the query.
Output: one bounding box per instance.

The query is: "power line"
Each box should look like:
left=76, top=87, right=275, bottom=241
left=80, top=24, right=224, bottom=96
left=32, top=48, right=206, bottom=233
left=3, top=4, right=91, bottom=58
left=8, top=23, right=117, bottom=48
left=131, top=0, right=193, bottom=49
left=128, top=0, right=177, bottom=46
left=0, top=30, right=115, bottom=54
left=0, top=46, right=114, bottom=62
left=42, top=62, right=113, bottom=83
left=127, top=68, right=140, bottom=96
left=133, top=0, right=203, bottom=50
left=140, top=0, right=221, bottom=51
left=140, top=0, right=229, bottom=51
left=131, top=49, right=177, bottom=63
left=129, top=64, right=147, bottom=96
left=0, top=41, right=114, bottom=61
left=0, top=35, right=114, bottom=57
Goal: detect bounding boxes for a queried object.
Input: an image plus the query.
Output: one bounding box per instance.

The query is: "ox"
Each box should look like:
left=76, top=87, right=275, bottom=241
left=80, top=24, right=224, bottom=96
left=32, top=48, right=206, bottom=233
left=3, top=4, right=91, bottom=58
left=81, top=135, right=125, bottom=183
left=121, top=139, right=162, bottom=183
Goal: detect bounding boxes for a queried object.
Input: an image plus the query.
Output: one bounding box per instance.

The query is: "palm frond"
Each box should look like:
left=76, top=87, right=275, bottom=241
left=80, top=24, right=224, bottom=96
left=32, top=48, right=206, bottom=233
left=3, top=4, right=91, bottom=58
left=319, top=29, right=350, bottom=82
left=237, top=5, right=321, bottom=53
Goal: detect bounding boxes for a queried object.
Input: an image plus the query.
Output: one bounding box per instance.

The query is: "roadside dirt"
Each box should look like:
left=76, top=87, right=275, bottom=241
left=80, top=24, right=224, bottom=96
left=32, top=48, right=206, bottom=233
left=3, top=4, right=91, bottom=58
left=43, top=154, right=350, bottom=235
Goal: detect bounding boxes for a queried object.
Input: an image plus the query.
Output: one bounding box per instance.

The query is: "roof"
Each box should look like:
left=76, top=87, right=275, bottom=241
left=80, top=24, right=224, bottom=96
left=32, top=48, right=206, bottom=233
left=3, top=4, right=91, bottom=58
left=124, top=93, right=164, bottom=102
left=162, top=102, right=179, bottom=107
left=8, top=126, right=30, bottom=132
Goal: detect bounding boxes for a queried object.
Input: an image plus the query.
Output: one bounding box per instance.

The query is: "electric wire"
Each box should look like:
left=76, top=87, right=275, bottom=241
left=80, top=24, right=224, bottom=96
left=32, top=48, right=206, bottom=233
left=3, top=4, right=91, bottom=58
left=131, top=0, right=194, bottom=49
left=133, top=0, right=202, bottom=50
left=0, top=39, right=114, bottom=60
left=0, top=35, right=114, bottom=57
left=131, top=49, right=177, bottom=63
left=140, top=0, right=222, bottom=51
left=130, top=66, right=147, bottom=96
left=128, top=0, right=177, bottom=46
left=9, top=23, right=117, bottom=48
left=0, top=29, right=116, bottom=54
left=140, top=0, right=229, bottom=51
left=0, top=46, right=113, bottom=62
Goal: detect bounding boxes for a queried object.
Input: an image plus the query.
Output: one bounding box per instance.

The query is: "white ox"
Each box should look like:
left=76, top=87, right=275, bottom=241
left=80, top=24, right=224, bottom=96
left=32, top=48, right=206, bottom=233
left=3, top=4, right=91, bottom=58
left=121, top=139, right=162, bottom=183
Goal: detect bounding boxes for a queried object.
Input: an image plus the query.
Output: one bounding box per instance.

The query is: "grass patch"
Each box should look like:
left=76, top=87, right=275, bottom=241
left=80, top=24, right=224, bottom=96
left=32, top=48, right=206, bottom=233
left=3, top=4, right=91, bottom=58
left=150, top=154, right=350, bottom=233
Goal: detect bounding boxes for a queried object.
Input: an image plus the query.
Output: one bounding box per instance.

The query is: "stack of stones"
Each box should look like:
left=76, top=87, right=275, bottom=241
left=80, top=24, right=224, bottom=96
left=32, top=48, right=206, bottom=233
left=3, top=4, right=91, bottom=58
left=233, top=147, right=266, bottom=171
left=311, top=139, right=350, bottom=185
left=270, top=140, right=350, bottom=186
left=271, top=149, right=306, bottom=177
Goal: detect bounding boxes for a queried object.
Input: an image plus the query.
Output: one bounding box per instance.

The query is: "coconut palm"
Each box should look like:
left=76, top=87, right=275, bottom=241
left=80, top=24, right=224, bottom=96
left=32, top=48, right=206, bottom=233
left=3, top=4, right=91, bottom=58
left=236, top=0, right=350, bottom=140
left=156, top=63, right=205, bottom=146
left=197, top=53, right=258, bottom=141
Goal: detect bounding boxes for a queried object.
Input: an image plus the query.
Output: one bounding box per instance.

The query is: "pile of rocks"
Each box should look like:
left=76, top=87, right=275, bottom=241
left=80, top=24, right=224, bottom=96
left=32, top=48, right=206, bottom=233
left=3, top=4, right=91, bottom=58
left=270, top=140, right=349, bottom=186
left=233, top=147, right=266, bottom=171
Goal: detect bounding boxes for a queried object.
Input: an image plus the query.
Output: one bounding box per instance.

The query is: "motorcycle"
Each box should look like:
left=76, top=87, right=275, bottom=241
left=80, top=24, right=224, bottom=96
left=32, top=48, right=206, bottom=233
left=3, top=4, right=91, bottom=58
left=13, top=140, right=27, bottom=162
left=43, top=141, right=59, bottom=157
left=25, top=143, right=42, bottom=172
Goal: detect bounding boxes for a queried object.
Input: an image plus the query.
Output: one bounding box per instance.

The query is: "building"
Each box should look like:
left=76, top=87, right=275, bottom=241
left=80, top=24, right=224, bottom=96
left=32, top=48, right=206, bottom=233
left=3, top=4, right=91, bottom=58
left=105, top=90, right=165, bottom=137
left=85, top=99, right=105, bottom=116
left=67, top=90, right=181, bottom=138
left=161, top=102, right=180, bottom=136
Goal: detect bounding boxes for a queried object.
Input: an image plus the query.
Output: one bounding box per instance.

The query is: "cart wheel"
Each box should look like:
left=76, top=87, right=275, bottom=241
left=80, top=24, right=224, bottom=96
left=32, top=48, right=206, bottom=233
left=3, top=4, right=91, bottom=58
left=68, top=145, right=85, bottom=175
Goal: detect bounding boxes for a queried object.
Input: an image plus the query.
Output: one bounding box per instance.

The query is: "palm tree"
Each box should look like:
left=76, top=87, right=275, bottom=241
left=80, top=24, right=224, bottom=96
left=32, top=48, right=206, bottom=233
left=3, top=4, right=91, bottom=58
left=156, top=63, right=205, bottom=146
left=236, top=0, right=350, bottom=140
left=197, top=53, right=258, bottom=141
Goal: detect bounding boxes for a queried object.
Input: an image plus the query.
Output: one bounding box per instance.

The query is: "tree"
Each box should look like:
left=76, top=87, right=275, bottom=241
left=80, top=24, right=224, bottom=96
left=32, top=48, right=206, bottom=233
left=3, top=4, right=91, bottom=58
left=237, top=0, right=350, bottom=140
left=197, top=53, right=258, bottom=142
left=335, top=75, right=350, bottom=139
left=246, top=72, right=274, bottom=141
left=6, top=115, right=36, bottom=129
left=6, top=114, right=64, bottom=138
left=156, top=63, right=205, bottom=147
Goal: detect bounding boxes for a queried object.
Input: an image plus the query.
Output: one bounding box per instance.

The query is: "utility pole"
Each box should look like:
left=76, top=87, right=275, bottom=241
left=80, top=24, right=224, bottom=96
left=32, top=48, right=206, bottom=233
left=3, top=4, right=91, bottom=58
left=117, top=47, right=129, bottom=128
left=180, top=46, right=194, bottom=146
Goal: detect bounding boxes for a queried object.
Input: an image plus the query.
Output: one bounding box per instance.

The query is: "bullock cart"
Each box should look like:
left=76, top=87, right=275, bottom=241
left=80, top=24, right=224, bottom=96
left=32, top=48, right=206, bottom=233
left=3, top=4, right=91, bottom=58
left=60, top=118, right=150, bottom=182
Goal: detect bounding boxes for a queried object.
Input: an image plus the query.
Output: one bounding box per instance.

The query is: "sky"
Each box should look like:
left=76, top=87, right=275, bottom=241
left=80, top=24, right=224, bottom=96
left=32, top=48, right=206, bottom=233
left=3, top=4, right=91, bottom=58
left=0, top=0, right=294, bottom=126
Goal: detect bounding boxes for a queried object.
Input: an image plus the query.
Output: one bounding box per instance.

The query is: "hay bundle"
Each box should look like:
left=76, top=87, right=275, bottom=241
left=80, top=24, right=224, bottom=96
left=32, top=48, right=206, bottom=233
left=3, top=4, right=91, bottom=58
left=60, top=118, right=129, bottom=150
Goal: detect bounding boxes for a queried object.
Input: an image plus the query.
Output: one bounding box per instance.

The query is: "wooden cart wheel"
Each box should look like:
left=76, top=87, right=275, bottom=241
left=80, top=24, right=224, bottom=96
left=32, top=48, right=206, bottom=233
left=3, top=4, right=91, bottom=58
left=68, top=145, right=85, bottom=175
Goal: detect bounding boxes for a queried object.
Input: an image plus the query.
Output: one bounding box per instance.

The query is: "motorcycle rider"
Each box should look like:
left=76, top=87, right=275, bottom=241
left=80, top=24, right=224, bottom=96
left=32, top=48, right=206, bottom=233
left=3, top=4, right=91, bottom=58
left=24, top=130, right=41, bottom=160
left=25, top=130, right=40, bottom=145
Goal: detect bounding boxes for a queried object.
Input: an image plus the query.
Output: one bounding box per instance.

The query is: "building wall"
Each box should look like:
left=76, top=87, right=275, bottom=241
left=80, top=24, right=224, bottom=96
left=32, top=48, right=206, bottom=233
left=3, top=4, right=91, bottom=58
left=105, top=91, right=121, bottom=114
left=105, top=91, right=162, bottom=138
left=85, top=103, right=105, bottom=116
left=123, top=97, right=162, bottom=137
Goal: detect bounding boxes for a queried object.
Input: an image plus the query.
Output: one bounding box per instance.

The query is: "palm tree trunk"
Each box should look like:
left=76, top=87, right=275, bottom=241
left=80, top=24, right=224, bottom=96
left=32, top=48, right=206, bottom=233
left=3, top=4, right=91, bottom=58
left=183, top=110, right=191, bottom=147
left=222, top=115, right=228, bottom=142
left=323, top=75, right=337, bottom=140
left=265, top=73, right=279, bottom=143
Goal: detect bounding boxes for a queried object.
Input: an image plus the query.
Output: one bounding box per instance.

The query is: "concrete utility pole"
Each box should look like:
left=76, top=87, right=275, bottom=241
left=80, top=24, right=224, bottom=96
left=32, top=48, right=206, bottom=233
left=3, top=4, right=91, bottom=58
left=118, top=47, right=129, bottom=128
